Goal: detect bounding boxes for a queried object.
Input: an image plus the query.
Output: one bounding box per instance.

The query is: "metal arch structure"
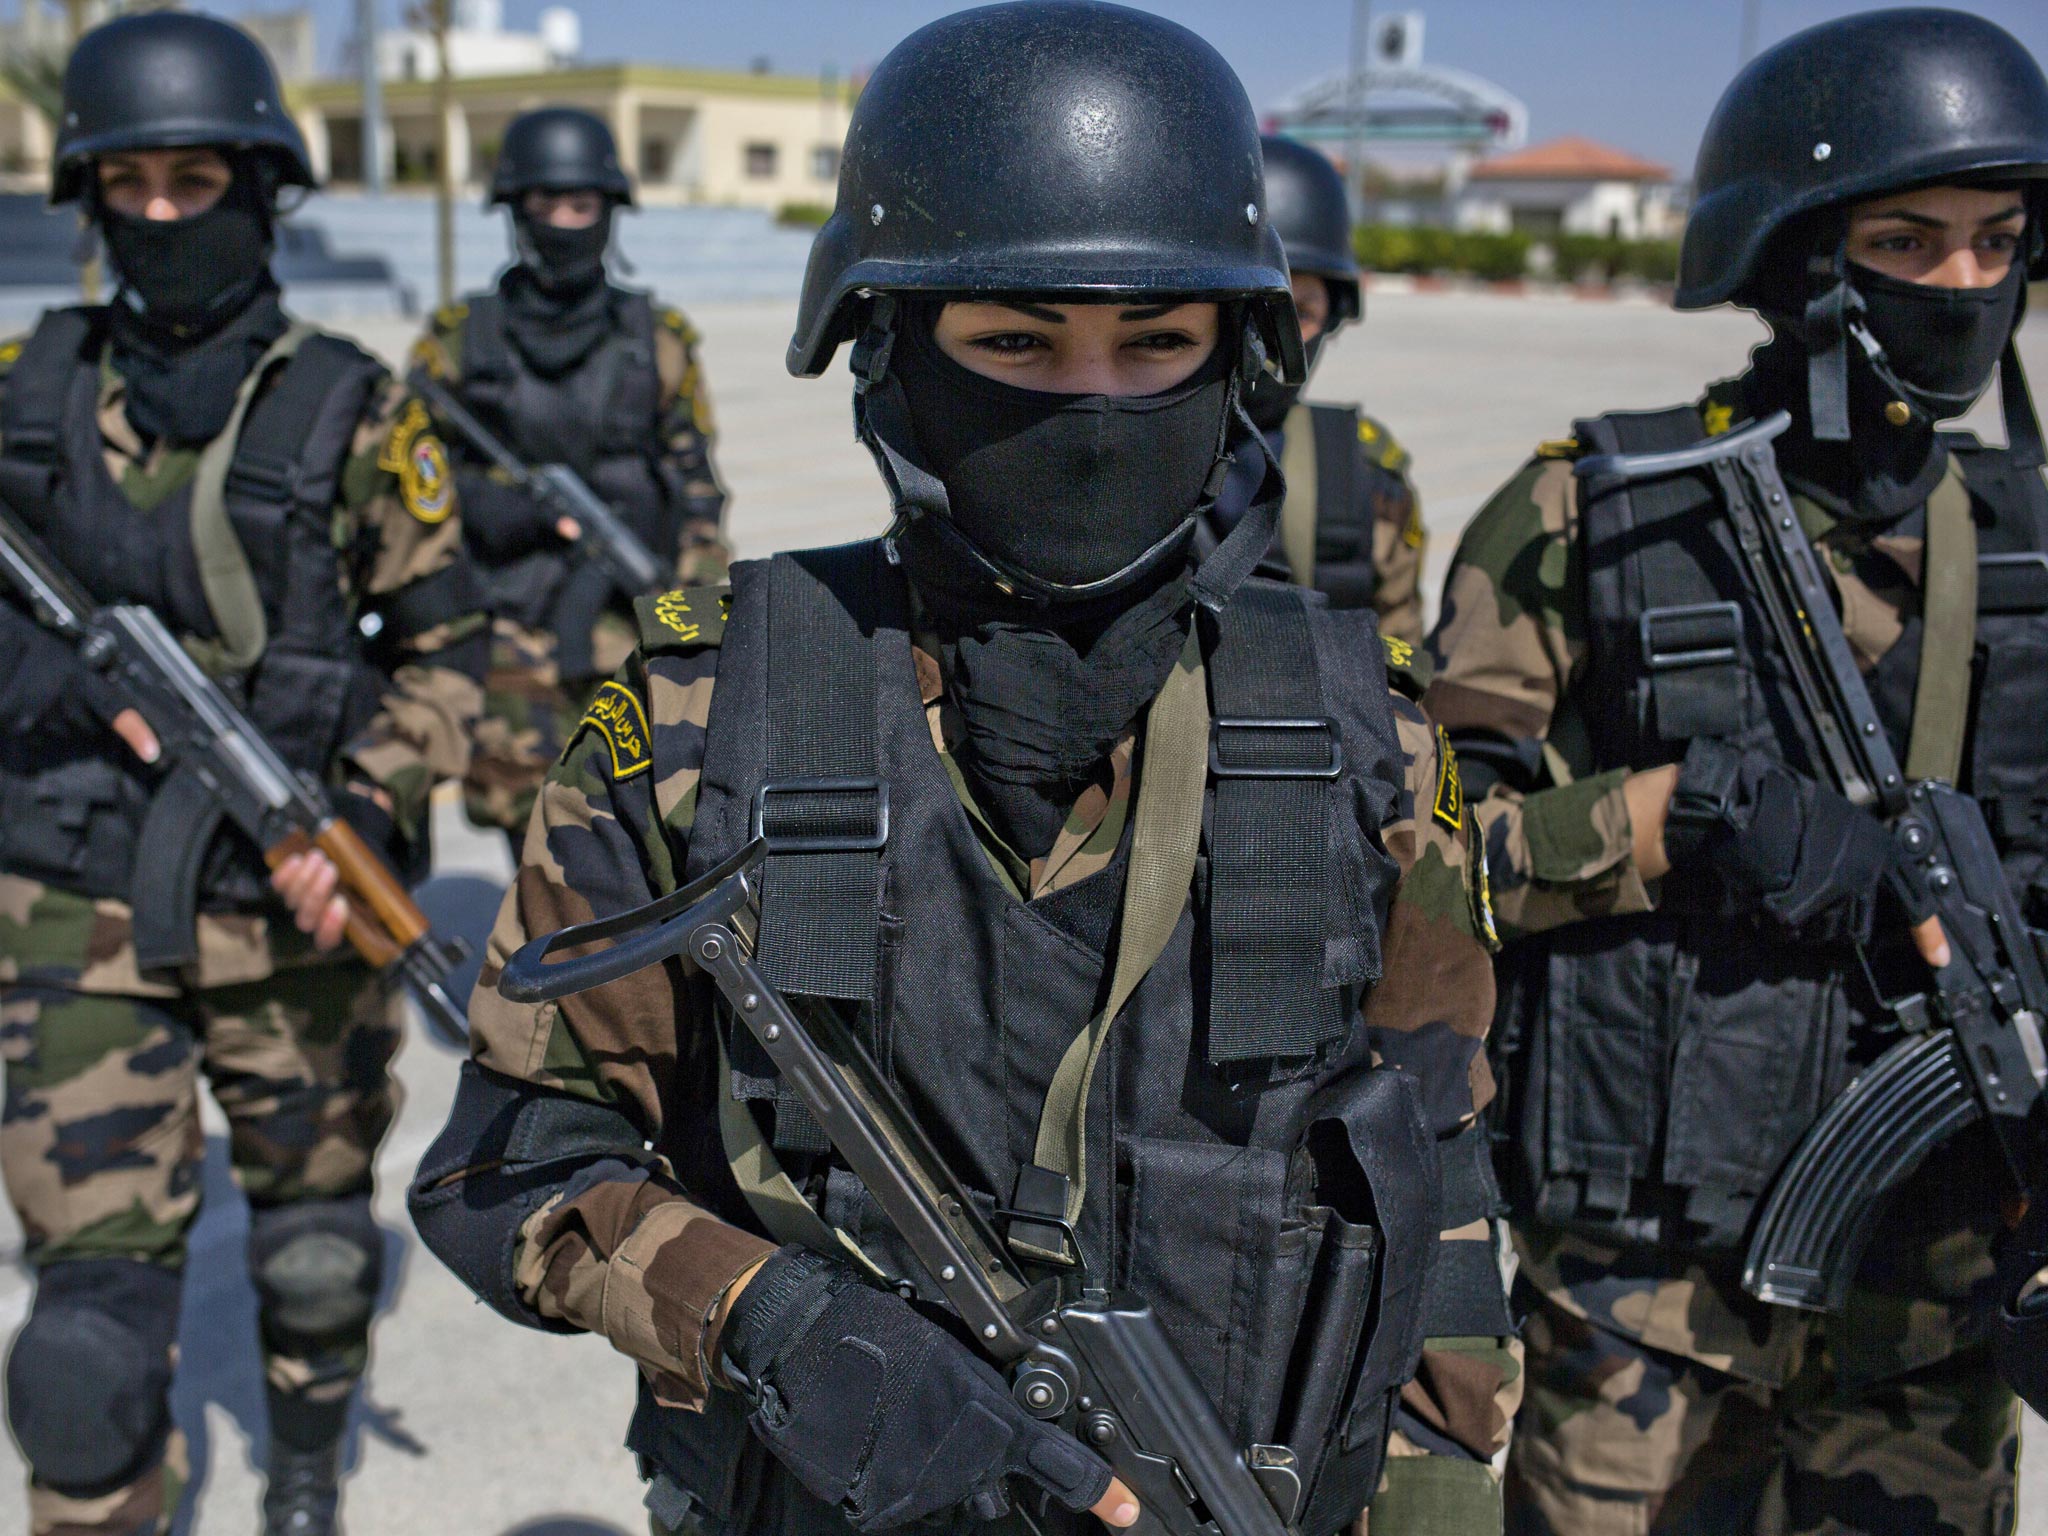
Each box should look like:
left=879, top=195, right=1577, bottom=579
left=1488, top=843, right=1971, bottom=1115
left=1268, top=64, right=1528, bottom=151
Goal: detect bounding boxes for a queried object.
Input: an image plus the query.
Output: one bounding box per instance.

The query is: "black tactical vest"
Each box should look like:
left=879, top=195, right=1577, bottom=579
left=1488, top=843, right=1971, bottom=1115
left=625, top=544, right=1440, bottom=1536
left=0, top=305, right=388, bottom=925
left=1496, top=404, right=2048, bottom=1249
left=1200, top=402, right=1386, bottom=607
left=450, top=287, right=670, bottom=676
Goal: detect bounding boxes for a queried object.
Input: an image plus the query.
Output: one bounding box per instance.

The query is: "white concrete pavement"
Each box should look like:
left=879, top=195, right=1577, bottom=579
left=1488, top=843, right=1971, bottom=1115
left=2, top=289, right=2043, bottom=1533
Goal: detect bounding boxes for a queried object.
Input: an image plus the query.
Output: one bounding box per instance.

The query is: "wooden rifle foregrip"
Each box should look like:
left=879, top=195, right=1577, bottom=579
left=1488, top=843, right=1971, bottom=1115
left=267, top=819, right=429, bottom=970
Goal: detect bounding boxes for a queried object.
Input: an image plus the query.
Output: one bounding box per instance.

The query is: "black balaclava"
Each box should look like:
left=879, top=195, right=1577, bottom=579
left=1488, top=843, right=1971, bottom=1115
left=503, top=201, right=615, bottom=376
left=97, top=162, right=287, bottom=445
left=1748, top=211, right=2035, bottom=521
left=889, top=315, right=1234, bottom=589
left=869, top=303, right=1264, bottom=858
left=1852, top=258, right=2025, bottom=424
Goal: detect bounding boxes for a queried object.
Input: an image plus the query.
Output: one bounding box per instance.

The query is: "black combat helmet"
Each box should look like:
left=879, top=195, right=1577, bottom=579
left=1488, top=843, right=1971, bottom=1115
left=787, top=0, right=1302, bottom=380
left=51, top=11, right=313, bottom=205
left=488, top=107, right=634, bottom=208
left=1680, top=7, right=2048, bottom=310
left=1261, top=134, right=1361, bottom=329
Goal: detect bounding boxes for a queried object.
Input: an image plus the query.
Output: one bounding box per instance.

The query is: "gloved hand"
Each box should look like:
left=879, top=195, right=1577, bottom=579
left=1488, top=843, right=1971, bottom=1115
left=720, top=1245, right=1114, bottom=1531
left=1663, top=738, right=1933, bottom=943
left=1994, top=1197, right=2048, bottom=1417
left=454, top=472, right=562, bottom=563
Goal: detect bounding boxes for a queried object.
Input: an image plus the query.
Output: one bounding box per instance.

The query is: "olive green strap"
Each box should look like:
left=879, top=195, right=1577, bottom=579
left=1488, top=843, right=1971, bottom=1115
left=186, top=321, right=317, bottom=672
left=1031, top=632, right=1210, bottom=1227
left=1905, top=459, right=1978, bottom=785
left=713, top=1033, right=883, bottom=1278
left=1278, top=400, right=1319, bottom=588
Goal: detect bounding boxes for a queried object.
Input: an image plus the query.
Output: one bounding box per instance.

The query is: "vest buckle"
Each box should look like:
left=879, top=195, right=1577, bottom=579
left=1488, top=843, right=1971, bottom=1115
left=1639, top=601, right=1744, bottom=671
left=751, top=777, right=890, bottom=853
left=1208, top=717, right=1343, bottom=780
left=225, top=450, right=303, bottom=505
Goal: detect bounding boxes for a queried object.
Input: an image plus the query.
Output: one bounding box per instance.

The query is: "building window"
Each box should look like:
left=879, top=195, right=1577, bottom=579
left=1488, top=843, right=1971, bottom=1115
left=811, top=145, right=839, bottom=181
left=744, top=142, right=778, bottom=179
left=642, top=138, right=671, bottom=183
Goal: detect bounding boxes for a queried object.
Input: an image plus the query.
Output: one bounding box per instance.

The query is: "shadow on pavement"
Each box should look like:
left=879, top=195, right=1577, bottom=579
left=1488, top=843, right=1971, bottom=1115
left=497, top=1520, right=637, bottom=1536
left=169, top=1133, right=414, bottom=1535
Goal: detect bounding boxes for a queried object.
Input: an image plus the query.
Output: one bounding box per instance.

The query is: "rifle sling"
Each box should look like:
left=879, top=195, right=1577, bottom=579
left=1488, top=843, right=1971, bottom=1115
left=186, top=321, right=317, bottom=674
left=1278, top=401, right=1320, bottom=589
left=1028, top=630, right=1210, bottom=1237
left=1905, top=460, right=1978, bottom=785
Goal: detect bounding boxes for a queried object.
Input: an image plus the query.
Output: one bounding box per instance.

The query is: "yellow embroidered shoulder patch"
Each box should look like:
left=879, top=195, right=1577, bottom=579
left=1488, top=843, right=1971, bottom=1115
left=0, top=337, right=24, bottom=371
left=379, top=398, right=454, bottom=524
left=433, top=300, right=470, bottom=331
left=578, top=680, right=654, bottom=780
left=1357, top=412, right=1409, bottom=473
left=1432, top=724, right=1465, bottom=832
left=636, top=584, right=731, bottom=652
left=1382, top=632, right=1435, bottom=697
left=1535, top=437, right=1581, bottom=461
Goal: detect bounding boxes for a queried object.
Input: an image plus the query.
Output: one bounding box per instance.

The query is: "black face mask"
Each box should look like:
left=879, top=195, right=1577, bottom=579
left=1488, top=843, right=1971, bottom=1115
left=100, top=175, right=274, bottom=333
left=514, top=205, right=612, bottom=298
left=1850, top=259, right=2025, bottom=422
left=107, top=282, right=288, bottom=446
left=1243, top=331, right=1324, bottom=431
left=889, top=317, right=1233, bottom=592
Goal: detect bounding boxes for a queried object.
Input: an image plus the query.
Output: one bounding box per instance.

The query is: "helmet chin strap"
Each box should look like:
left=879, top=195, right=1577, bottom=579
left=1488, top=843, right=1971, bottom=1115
left=849, top=294, right=1288, bottom=613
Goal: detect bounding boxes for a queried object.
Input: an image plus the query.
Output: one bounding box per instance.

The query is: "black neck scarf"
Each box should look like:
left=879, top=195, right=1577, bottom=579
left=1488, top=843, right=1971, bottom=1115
left=499, top=264, right=615, bottom=379
left=107, top=278, right=289, bottom=448
left=903, top=516, right=1195, bottom=861
left=1744, top=331, right=1951, bottom=525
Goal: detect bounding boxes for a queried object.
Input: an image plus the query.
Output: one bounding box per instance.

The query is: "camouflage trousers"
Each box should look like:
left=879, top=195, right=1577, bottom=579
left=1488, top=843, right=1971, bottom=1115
left=1505, top=1221, right=2018, bottom=1536
left=0, top=965, right=402, bottom=1536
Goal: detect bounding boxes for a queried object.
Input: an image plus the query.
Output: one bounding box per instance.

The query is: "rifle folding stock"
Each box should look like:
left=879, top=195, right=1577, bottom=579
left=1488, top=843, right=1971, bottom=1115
left=0, top=503, right=470, bottom=1044
left=1576, top=414, right=2048, bottom=1311
left=501, top=841, right=1303, bottom=1536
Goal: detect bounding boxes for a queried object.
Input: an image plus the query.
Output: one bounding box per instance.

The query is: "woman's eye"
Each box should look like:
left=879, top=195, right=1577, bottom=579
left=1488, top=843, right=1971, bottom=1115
left=1130, top=332, right=1195, bottom=353
left=968, top=333, right=1045, bottom=355
left=1982, top=232, right=2021, bottom=253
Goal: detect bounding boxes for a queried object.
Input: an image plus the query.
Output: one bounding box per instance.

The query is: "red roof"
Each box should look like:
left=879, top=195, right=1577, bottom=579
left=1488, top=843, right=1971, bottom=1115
left=1468, top=136, right=1670, bottom=183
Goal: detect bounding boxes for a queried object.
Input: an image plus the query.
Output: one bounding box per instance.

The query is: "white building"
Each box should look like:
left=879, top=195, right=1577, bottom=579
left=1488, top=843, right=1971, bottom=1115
left=370, top=0, right=582, bottom=83
left=1454, top=136, right=1678, bottom=241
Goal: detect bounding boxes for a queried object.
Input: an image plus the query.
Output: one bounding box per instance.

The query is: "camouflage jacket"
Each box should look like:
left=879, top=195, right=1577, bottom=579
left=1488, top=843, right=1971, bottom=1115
left=410, top=291, right=732, bottom=591
left=1425, top=375, right=2020, bottom=1386
left=454, top=573, right=1517, bottom=1479
left=0, top=331, right=484, bottom=995
left=1355, top=409, right=1429, bottom=647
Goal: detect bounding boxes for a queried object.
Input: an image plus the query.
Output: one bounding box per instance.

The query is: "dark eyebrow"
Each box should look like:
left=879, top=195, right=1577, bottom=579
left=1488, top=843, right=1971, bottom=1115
left=1854, top=204, right=2026, bottom=229
left=995, top=301, right=1066, bottom=322
left=1117, top=304, right=1180, bottom=320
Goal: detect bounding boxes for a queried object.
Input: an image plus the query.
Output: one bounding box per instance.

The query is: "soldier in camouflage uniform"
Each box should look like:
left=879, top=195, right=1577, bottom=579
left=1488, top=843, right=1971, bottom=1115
left=1200, top=135, right=1428, bottom=645
left=1423, top=12, right=2048, bottom=1533
left=409, top=106, right=729, bottom=840
left=0, top=16, right=483, bottom=1536
left=412, top=6, right=1515, bottom=1533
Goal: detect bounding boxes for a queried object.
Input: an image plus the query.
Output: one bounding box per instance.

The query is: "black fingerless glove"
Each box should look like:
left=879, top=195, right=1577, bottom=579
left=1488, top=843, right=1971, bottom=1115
left=1664, top=738, right=1932, bottom=943
left=720, top=1246, right=1113, bottom=1531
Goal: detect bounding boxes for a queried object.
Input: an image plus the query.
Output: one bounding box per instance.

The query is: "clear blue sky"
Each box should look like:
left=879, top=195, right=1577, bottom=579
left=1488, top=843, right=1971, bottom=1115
left=214, top=0, right=2048, bottom=178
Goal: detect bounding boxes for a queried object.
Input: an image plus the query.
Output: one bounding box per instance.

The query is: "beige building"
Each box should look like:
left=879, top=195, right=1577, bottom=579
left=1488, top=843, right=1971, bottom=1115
left=288, top=64, right=855, bottom=209
left=0, top=57, right=853, bottom=210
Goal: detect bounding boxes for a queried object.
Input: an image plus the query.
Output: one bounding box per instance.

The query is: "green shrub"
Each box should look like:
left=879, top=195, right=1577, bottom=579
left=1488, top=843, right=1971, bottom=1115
left=775, top=200, right=833, bottom=228
left=1353, top=223, right=1675, bottom=285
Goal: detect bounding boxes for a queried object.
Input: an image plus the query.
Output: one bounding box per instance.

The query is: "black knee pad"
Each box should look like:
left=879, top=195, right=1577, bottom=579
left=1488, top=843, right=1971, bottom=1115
left=5, top=1259, right=181, bottom=1495
left=249, top=1195, right=384, bottom=1350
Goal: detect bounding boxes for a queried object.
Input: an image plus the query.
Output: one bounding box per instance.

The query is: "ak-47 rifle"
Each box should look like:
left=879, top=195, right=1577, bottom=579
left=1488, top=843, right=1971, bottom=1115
left=1574, top=411, right=2048, bottom=1312
left=409, top=371, right=668, bottom=600
left=500, top=840, right=1304, bottom=1536
left=0, top=498, right=470, bottom=1045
